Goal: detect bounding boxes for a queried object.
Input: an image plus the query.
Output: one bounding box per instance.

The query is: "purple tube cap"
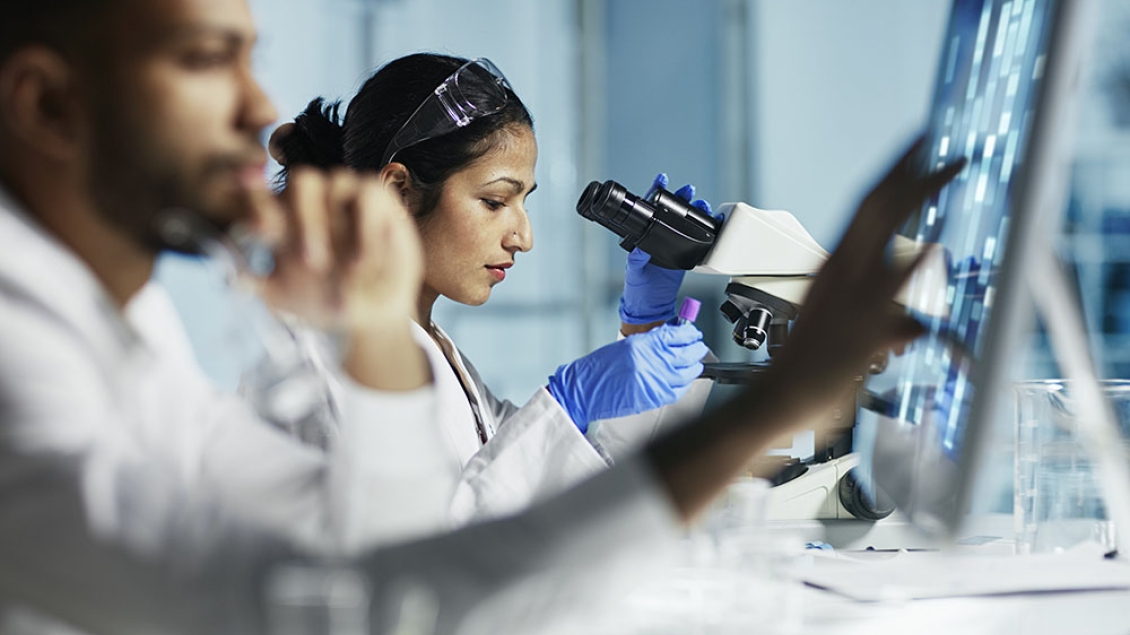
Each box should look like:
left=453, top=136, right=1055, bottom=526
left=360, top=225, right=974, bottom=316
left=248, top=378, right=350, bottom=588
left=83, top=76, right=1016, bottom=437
left=677, top=297, right=702, bottom=323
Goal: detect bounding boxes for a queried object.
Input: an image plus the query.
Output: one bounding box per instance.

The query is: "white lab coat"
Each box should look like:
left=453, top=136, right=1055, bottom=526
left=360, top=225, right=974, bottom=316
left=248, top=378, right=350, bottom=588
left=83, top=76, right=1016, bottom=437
left=243, top=316, right=712, bottom=533
left=417, top=321, right=716, bottom=463
left=0, top=187, right=681, bottom=635
left=418, top=321, right=714, bottom=525
left=413, top=321, right=609, bottom=523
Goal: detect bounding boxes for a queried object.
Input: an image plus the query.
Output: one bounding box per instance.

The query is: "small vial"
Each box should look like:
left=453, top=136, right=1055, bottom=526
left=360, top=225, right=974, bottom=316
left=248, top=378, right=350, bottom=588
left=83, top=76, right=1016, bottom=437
left=670, top=297, right=702, bottom=326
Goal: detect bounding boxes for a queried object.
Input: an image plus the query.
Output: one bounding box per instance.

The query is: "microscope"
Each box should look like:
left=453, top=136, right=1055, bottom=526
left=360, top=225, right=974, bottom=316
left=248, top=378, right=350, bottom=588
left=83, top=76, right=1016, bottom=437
left=577, top=179, right=948, bottom=523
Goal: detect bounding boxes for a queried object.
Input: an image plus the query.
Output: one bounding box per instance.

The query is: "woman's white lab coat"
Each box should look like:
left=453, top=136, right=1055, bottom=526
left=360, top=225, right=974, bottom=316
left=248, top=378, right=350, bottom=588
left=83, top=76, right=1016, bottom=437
left=244, top=320, right=712, bottom=538
left=417, top=321, right=712, bottom=524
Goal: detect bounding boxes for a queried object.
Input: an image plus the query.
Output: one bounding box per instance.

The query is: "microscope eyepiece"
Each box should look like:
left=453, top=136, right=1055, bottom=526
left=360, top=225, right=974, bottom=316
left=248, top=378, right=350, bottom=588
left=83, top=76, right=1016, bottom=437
left=576, top=179, right=720, bottom=271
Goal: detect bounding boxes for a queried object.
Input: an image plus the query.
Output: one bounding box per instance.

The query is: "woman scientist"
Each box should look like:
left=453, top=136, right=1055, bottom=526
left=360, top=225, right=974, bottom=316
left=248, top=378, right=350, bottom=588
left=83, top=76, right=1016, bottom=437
left=260, top=53, right=712, bottom=536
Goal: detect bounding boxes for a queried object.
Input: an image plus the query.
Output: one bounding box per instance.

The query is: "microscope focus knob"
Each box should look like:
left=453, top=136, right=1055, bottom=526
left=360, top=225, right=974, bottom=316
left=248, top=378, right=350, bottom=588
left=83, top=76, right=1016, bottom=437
left=838, top=467, right=896, bottom=521
left=733, top=307, right=772, bottom=350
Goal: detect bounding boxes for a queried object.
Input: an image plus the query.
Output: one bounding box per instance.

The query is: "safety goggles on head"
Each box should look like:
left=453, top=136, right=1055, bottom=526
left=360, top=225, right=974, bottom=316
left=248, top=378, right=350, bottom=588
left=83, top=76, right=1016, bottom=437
left=380, top=58, right=513, bottom=167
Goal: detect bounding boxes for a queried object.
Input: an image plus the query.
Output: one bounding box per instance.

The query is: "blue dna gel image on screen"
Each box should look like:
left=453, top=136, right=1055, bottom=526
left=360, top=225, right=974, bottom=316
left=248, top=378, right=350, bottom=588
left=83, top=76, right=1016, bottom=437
left=867, top=0, right=1057, bottom=461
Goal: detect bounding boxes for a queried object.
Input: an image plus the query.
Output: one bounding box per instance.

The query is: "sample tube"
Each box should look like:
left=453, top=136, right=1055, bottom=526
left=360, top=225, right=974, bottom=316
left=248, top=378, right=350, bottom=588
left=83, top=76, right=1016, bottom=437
left=670, top=297, right=702, bottom=326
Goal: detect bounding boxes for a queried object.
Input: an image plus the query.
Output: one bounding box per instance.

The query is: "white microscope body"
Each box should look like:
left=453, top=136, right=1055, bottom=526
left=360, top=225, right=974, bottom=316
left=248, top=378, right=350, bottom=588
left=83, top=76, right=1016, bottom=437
left=697, top=202, right=949, bottom=355
left=695, top=202, right=828, bottom=293
left=696, top=202, right=949, bottom=521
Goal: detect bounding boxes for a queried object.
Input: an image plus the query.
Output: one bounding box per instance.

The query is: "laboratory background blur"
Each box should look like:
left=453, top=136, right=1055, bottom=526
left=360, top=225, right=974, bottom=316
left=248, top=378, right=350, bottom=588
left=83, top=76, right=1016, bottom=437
left=157, top=0, right=1130, bottom=507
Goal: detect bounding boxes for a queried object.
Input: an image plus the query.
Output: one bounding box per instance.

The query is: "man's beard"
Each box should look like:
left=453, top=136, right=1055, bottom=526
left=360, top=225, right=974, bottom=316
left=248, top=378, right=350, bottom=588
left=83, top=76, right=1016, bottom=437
left=85, top=107, right=248, bottom=257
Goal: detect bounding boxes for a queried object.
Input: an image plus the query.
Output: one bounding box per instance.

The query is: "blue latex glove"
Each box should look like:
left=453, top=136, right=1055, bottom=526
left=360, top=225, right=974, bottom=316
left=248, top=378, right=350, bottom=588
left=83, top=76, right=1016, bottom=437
left=547, top=322, right=710, bottom=432
left=619, top=173, right=716, bottom=324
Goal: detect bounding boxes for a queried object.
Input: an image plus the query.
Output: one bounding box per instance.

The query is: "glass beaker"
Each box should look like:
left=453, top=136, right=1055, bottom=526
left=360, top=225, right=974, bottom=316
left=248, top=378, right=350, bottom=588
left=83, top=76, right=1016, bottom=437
left=1014, top=379, right=1130, bottom=554
left=265, top=563, right=371, bottom=635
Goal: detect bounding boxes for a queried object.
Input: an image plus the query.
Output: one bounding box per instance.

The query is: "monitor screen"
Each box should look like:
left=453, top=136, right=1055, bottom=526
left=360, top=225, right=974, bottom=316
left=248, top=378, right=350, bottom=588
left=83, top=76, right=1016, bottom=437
left=856, top=0, right=1092, bottom=535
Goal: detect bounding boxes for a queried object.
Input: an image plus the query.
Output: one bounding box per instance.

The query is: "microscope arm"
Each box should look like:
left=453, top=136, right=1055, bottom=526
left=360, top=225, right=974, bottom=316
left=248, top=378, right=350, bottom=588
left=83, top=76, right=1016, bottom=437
left=693, top=203, right=949, bottom=331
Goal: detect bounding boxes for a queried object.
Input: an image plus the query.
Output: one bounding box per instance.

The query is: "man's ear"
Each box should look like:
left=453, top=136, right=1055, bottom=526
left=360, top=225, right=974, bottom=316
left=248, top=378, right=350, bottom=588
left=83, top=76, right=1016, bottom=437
left=0, top=46, right=85, bottom=161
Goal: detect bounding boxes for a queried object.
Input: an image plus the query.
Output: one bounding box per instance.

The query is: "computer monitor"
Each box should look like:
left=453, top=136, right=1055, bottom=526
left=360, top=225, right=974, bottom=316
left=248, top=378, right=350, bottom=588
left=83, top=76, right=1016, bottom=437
left=855, top=0, right=1099, bottom=537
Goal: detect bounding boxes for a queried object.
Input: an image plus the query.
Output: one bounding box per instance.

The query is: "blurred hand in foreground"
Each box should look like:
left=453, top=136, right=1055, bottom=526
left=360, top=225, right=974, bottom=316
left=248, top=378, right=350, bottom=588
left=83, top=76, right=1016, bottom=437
left=768, top=140, right=967, bottom=418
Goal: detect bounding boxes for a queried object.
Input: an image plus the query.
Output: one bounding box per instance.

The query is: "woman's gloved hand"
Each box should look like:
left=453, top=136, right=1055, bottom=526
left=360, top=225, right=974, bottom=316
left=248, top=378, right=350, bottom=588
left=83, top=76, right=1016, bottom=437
left=546, top=322, right=710, bottom=432
left=619, top=173, right=716, bottom=325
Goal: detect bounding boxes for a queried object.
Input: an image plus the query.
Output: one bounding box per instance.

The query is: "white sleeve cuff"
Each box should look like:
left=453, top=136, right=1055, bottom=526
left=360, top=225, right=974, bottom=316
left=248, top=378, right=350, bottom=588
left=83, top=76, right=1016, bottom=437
left=328, top=353, right=455, bottom=550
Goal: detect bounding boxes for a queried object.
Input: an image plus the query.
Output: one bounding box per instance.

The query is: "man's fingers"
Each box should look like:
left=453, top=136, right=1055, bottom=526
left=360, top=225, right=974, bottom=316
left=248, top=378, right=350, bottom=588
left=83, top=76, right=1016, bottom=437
left=345, top=174, right=425, bottom=311
left=240, top=178, right=287, bottom=250
left=351, top=176, right=410, bottom=267
left=327, top=169, right=360, bottom=266
left=882, top=157, right=966, bottom=238
left=285, top=168, right=331, bottom=271
left=913, top=158, right=966, bottom=204
left=857, top=135, right=928, bottom=215
left=349, top=177, right=382, bottom=263
left=880, top=158, right=965, bottom=231
left=883, top=246, right=933, bottom=299
left=873, top=160, right=966, bottom=295
left=895, top=134, right=928, bottom=168
left=843, top=137, right=931, bottom=241
left=882, top=315, right=928, bottom=353
left=255, top=166, right=426, bottom=330
left=886, top=135, right=929, bottom=188
left=839, top=156, right=966, bottom=280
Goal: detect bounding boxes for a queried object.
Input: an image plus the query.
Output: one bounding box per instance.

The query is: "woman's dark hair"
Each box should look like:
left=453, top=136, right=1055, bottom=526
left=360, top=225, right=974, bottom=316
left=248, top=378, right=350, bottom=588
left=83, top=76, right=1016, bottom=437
left=274, top=53, right=534, bottom=218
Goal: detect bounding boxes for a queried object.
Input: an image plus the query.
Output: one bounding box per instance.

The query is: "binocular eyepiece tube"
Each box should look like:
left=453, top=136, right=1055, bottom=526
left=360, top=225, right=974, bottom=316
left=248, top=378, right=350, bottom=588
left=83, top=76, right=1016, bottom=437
left=576, top=180, right=721, bottom=271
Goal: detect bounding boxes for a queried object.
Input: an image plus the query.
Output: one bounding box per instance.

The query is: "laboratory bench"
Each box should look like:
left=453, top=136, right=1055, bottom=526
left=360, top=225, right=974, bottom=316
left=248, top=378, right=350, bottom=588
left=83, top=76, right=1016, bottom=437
left=546, top=514, right=1130, bottom=635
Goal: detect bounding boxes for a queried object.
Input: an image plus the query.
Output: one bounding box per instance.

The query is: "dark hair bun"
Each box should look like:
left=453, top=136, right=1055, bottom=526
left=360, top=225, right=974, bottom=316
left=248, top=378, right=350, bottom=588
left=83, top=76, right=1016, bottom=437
left=273, top=53, right=533, bottom=219
left=274, top=98, right=346, bottom=169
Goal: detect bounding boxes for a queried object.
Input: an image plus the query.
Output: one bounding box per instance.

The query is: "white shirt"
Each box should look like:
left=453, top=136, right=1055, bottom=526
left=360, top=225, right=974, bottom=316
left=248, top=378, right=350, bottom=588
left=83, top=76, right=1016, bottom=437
left=0, top=187, right=680, bottom=635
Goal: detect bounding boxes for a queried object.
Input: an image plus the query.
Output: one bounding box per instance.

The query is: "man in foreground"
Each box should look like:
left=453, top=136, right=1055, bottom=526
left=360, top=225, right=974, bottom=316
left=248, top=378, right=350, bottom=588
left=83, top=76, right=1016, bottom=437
left=0, top=0, right=962, bottom=633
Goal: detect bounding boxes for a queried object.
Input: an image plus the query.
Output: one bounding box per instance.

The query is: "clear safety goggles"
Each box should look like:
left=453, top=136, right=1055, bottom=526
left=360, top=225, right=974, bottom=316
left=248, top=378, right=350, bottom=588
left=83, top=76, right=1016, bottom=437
left=380, top=58, right=513, bottom=166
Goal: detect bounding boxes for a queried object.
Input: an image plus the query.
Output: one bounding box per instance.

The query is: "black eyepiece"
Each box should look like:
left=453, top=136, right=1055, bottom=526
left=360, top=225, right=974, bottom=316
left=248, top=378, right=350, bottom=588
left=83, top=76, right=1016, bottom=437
left=575, top=179, right=720, bottom=270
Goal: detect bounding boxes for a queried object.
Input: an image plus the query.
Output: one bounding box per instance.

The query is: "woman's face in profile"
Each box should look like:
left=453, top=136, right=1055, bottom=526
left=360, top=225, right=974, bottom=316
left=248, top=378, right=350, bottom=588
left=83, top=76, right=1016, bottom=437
left=416, top=125, right=538, bottom=307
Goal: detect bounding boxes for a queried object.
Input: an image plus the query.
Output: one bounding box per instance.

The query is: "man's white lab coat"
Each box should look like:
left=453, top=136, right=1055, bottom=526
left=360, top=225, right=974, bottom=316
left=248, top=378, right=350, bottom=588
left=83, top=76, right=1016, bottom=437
left=0, top=187, right=680, bottom=635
